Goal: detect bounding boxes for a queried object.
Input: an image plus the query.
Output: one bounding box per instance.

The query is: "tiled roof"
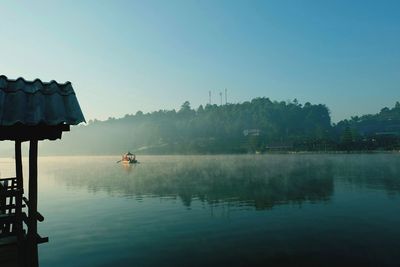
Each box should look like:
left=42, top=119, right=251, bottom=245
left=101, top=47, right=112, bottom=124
left=0, top=75, right=85, bottom=126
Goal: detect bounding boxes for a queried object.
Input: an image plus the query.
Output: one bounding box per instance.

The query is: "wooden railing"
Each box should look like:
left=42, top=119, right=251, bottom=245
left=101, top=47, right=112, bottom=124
left=1, top=177, right=22, bottom=239
left=0, top=177, right=47, bottom=246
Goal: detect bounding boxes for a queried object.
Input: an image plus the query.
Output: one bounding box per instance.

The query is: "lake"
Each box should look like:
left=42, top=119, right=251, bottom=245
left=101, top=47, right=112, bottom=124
left=1, top=154, right=400, bottom=266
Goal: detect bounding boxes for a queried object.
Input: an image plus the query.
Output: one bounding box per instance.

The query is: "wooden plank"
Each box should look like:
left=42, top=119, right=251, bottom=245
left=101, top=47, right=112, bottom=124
left=0, top=178, right=17, bottom=182
left=0, top=186, right=19, bottom=192
left=0, top=236, right=17, bottom=247
left=0, top=231, right=17, bottom=238
left=0, top=184, right=18, bottom=189
left=35, top=233, right=48, bottom=244
left=0, top=125, right=69, bottom=141
left=0, top=214, right=15, bottom=223
left=0, top=190, right=22, bottom=198
left=0, top=204, right=26, bottom=210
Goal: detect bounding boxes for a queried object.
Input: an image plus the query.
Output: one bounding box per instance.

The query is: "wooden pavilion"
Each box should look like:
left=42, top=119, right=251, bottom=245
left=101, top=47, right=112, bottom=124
left=0, top=76, right=85, bottom=267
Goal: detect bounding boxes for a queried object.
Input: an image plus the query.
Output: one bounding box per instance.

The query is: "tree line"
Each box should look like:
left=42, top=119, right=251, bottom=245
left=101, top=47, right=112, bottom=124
left=41, top=98, right=400, bottom=155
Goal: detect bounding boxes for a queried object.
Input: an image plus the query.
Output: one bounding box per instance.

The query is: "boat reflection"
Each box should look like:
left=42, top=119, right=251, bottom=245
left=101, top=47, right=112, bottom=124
left=121, top=162, right=134, bottom=173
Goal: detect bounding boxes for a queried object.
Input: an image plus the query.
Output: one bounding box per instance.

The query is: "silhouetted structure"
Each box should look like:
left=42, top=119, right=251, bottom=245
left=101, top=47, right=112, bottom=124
left=0, top=76, right=85, bottom=267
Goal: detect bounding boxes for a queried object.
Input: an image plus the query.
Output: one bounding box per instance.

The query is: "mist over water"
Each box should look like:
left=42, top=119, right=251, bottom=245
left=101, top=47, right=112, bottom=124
left=2, top=154, right=400, bottom=266
left=50, top=155, right=336, bottom=209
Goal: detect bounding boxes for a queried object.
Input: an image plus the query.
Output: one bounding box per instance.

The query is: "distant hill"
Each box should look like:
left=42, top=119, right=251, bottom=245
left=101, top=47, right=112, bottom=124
left=2, top=98, right=398, bottom=156
left=334, top=102, right=400, bottom=150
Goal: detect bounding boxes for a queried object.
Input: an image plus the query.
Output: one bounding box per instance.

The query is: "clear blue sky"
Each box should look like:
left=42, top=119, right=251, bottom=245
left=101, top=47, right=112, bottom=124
left=0, top=0, right=399, bottom=122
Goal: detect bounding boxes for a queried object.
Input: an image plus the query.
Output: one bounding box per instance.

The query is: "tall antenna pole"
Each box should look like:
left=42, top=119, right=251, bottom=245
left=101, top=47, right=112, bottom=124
left=219, top=92, right=222, bottom=106
left=209, top=91, right=211, bottom=105
left=225, top=88, right=227, bottom=104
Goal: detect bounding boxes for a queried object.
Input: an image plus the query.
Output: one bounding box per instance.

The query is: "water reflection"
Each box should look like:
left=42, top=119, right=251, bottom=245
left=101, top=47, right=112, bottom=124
left=31, top=155, right=400, bottom=267
left=0, top=223, right=41, bottom=267
left=46, top=155, right=335, bottom=209
left=121, top=162, right=135, bottom=173
left=331, top=154, right=400, bottom=194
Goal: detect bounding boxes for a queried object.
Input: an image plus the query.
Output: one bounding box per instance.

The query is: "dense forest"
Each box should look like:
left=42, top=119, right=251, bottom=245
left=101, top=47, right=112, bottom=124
left=334, top=102, right=400, bottom=151
left=34, top=98, right=400, bottom=155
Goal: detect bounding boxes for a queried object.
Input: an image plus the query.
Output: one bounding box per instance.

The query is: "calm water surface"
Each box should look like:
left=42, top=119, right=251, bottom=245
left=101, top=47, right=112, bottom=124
left=2, top=154, right=400, bottom=266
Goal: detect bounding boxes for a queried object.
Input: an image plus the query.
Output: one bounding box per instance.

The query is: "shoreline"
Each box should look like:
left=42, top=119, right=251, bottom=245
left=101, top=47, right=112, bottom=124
left=0, top=150, right=399, bottom=159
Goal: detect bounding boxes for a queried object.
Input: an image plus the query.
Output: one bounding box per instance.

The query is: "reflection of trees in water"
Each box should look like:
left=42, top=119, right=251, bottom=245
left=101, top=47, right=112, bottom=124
left=49, top=156, right=334, bottom=210
left=331, top=154, right=400, bottom=195
left=172, top=164, right=334, bottom=210
left=47, top=154, right=400, bottom=208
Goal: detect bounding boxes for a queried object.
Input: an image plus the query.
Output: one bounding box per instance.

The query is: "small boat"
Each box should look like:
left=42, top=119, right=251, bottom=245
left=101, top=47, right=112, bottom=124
left=121, top=159, right=138, bottom=164
left=120, top=152, right=139, bottom=164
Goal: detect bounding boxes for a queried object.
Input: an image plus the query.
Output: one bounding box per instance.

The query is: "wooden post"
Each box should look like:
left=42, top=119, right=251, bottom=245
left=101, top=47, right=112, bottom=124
left=28, top=139, right=38, bottom=267
left=15, top=140, right=23, bottom=192
left=15, top=140, right=24, bottom=267
left=14, top=140, right=24, bottom=239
